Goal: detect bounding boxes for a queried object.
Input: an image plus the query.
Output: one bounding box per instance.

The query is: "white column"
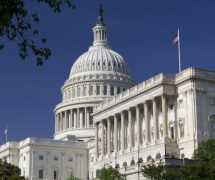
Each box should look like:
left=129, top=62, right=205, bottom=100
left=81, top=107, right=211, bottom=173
left=128, top=109, right=132, bottom=148
left=162, top=95, right=168, bottom=138
left=153, top=98, right=158, bottom=140
left=114, top=115, right=118, bottom=152
left=87, top=84, right=90, bottom=96
left=102, top=84, right=104, bottom=95
left=70, top=109, right=73, bottom=129
left=57, top=114, right=60, bottom=132
left=107, top=85, right=111, bottom=96
left=136, top=105, right=140, bottom=146
left=65, top=110, right=68, bottom=129
left=86, top=111, right=90, bottom=127
left=93, top=84, right=96, bottom=95
left=107, top=118, right=111, bottom=155
left=74, top=111, right=77, bottom=128
left=80, top=110, right=83, bottom=128
left=85, top=107, right=87, bottom=128
left=144, top=102, right=149, bottom=143
left=60, top=112, right=63, bottom=131
left=121, top=111, right=125, bottom=151
left=30, top=150, right=35, bottom=179
left=101, top=121, right=104, bottom=156
left=77, top=108, right=80, bottom=128
left=55, top=114, right=57, bottom=133
left=114, top=86, right=117, bottom=95
left=95, top=123, right=99, bottom=157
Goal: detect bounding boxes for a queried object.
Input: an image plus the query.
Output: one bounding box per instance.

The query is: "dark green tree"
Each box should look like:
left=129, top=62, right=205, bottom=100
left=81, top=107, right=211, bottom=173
left=97, top=166, right=124, bottom=180
left=141, top=139, right=215, bottom=180
left=193, top=138, right=215, bottom=161
left=0, top=159, right=25, bottom=179
left=141, top=159, right=180, bottom=180
left=67, top=174, right=80, bottom=180
left=0, top=0, right=75, bottom=65
left=180, top=138, right=215, bottom=179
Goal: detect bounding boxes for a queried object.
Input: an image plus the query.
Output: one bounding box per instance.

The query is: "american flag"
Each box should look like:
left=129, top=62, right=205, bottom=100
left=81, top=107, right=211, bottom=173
left=172, top=34, right=179, bottom=46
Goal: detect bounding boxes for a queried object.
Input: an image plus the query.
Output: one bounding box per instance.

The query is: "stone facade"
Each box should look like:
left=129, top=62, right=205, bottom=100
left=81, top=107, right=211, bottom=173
left=0, top=6, right=215, bottom=180
left=90, top=67, right=215, bottom=179
left=0, top=137, right=88, bottom=180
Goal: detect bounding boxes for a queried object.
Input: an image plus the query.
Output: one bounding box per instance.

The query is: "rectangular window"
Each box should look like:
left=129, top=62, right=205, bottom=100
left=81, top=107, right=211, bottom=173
left=77, top=87, right=80, bottom=97
left=72, top=88, right=75, bottom=98
left=96, top=85, right=100, bottom=95
left=54, top=170, right=58, bottom=179
left=117, top=87, right=120, bottom=94
left=111, top=86, right=114, bottom=95
left=53, top=156, right=58, bottom=161
left=89, top=85, right=93, bottom=96
left=68, top=157, right=73, bottom=162
left=83, top=86, right=87, bottom=96
left=103, top=85, right=107, bottom=95
left=180, top=124, right=184, bottom=138
left=39, top=169, right=44, bottom=179
left=170, top=127, right=174, bottom=139
left=39, top=155, right=43, bottom=160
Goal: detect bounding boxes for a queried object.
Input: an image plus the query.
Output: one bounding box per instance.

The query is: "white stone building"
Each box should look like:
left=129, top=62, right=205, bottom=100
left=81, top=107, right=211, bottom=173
left=91, top=67, right=215, bottom=179
left=0, top=5, right=215, bottom=180
left=0, top=137, right=88, bottom=179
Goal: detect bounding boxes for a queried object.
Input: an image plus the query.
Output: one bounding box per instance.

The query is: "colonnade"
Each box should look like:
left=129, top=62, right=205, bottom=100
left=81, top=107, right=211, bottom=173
left=63, top=84, right=126, bottom=101
left=55, top=107, right=93, bottom=133
left=95, top=95, right=169, bottom=157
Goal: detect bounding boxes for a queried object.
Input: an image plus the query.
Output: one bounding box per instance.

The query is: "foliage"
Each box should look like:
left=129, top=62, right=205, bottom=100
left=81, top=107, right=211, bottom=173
left=141, top=139, right=215, bottom=180
left=180, top=138, right=215, bottom=179
left=67, top=174, right=80, bottom=180
left=97, top=166, right=124, bottom=180
left=0, top=0, right=75, bottom=65
left=180, top=161, right=215, bottom=180
left=141, top=159, right=180, bottom=180
left=193, top=138, right=215, bottom=161
left=0, top=159, right=25, bottom=179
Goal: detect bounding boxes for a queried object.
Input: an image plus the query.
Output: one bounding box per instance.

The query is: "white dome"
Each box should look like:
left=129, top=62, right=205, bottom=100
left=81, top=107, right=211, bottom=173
left=54, top=7, right=135, bottom=141
left=70, top=47, right=131, bottom=77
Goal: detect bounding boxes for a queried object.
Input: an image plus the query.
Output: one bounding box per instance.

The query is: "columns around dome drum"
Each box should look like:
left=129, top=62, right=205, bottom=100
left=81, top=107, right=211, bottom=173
left=55, top=107, right=94, bottom=134
left=94, top=94, right=170, bottom=159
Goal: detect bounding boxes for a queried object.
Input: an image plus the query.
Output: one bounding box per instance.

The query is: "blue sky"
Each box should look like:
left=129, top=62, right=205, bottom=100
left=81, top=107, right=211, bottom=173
left=0, top=0, right=215, bottom=144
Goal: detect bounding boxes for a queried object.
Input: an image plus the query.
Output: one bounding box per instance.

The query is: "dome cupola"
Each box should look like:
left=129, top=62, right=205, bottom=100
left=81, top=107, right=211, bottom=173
left=54, top=5, right=135, bottom=141
left=69, top=4, right=133, bottom=80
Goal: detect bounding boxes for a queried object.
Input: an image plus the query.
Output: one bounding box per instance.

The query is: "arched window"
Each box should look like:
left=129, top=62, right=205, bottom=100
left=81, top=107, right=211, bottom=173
left=123, top=162, right=127, bottom=167
left=138, top=158, right=143, bottom=163
left=156, top=153, right=161, bottom=160
left=130, top=159, right=135, bottom=166
left=147, top=155, right=152, bottom=162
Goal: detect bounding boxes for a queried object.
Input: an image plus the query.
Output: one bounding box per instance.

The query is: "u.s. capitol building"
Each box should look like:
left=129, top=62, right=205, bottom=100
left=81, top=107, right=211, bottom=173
left=0, top=6, right=215, bottom=180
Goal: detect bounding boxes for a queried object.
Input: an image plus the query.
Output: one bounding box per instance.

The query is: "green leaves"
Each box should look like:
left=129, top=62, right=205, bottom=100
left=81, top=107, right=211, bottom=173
left=141, top=160, right=180, bottom=180
left=0, top=159, right=25, bottom=179
left=37, top=0, right=75, bottom=13
left=193, top=138, right=215, bottom=161
left=67, top=174, right=80, bottom=180
left=97, top=166, right=124, bottom=180
left=0, top=0, right=75, bottom=65
left=141, top=139, right=215, bottom=180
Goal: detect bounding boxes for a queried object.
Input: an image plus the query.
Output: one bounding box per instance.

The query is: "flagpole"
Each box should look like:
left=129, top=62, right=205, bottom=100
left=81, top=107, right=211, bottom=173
left=178, top=28, right=181, bottom=72
left=5, top=125, right=8, bottom=143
